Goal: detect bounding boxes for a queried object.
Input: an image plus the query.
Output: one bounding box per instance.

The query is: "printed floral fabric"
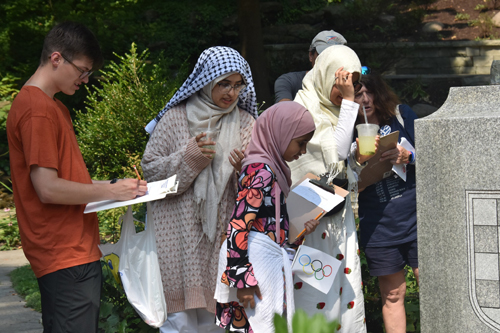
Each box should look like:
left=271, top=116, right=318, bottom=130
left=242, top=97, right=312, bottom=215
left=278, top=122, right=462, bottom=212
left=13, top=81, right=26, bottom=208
left=216, top=301, right=253, bottom=333
left=223, top=163, right=288, bottom=288
left=216, top=163, right=290, bottom=332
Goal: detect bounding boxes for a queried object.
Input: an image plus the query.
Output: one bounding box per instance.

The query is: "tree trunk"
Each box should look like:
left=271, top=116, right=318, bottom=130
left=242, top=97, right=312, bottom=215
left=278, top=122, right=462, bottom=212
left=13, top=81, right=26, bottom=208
left=238, top=0, right=271, bottom=109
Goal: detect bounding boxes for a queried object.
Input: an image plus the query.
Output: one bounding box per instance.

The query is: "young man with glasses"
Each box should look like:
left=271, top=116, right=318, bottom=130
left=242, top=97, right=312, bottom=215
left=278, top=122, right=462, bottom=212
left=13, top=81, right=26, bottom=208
left=7, top=21, right=147, bottom=333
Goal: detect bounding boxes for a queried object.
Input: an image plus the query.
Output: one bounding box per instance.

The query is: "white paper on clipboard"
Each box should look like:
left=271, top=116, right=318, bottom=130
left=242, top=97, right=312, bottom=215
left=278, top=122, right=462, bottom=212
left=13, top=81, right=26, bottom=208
left=287, top=174, right=349, bottom=240
left=84, top=175, right=178, bottom=213
left=291, top=179, right=344, bottom=212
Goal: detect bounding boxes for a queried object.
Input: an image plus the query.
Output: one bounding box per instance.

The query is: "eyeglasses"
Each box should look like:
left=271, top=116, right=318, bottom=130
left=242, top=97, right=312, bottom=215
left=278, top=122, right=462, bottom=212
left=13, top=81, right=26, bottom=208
left=60, top=54, right=93, bottom=79
left=353, top=80, right=362, bottom=93
left=217, top=82, right=246, bottom=94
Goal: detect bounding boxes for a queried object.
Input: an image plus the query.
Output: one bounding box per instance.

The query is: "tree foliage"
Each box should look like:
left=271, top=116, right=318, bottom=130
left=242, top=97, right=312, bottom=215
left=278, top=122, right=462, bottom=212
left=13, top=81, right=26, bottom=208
left=0, top=0, right=234, bottom=83
left=75, top=43, right=187, bottom=180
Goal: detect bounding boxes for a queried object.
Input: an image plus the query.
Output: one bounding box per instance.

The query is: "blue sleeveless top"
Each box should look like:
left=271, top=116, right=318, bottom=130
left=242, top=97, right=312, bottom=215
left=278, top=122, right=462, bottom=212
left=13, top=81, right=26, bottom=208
left=358, top=104, right=417, bottom=248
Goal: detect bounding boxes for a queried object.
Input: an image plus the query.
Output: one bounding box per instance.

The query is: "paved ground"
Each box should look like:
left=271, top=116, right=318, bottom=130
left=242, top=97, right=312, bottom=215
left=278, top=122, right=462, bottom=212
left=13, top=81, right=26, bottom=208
left=0, top=249, right=42, bottom=332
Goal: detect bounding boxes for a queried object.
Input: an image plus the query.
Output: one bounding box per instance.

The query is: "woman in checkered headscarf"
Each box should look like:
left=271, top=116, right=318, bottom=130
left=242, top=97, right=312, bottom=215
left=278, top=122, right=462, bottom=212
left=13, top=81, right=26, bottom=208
left=145, top=46, right=258, bottom=133
left=141, top=46, right=257, bottom=332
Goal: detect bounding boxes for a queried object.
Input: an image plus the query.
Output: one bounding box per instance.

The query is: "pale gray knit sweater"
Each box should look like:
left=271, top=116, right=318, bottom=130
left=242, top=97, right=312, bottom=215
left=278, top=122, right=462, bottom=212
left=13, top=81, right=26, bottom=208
left=142, top=102, right=255, bottom=313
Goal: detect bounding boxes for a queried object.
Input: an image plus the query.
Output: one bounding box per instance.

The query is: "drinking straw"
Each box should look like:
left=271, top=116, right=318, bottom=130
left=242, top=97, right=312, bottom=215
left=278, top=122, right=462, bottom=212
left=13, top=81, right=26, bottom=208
left=362, top=106, right=368, bottom=124
left=207, top=109, right=213, bottom=133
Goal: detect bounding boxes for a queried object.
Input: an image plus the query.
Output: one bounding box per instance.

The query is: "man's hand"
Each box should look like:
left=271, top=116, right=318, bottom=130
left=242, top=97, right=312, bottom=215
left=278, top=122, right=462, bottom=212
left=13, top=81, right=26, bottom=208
left=111, top=178, right=148, bottom=201
left=30, top=165, right=148, bottom=205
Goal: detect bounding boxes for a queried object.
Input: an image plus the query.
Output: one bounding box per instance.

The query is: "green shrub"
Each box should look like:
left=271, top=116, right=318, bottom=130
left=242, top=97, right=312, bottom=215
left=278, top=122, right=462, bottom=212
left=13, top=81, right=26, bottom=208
left=474, top=3, right=487, bottom=11
left=274, top=309, right=339, bottom=333
left=10, top=264, right=41, bottom=312
left=100, top=261, right=157, bottom=333
left=0, top=209, right=20, bottom=250
left=0, top=73, right=19, bottom=204
left=10, top=262, right=158, bottom=332
left=469, top=13, right=495, bottom=38
left=455, top=13, right=470, bottom=21
left=75, top=43, right=187, bottom=240
left=76, top=43, right=186, bottom=180
left=396, top=77, right=430, bottom=105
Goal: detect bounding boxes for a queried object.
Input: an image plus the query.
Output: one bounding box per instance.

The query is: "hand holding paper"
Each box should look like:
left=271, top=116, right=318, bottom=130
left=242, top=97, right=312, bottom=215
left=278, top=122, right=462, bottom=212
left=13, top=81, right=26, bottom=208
left=389, top=137, right=415, bottom=182
left=380, top=144, right=410, bottom=165
left=294, top=211, right=324, bottom=241
left=110, top=178, right=148, bottom=201
left=287, top=174, right=349, bottom=240
left=85, top=175, right=178, bottom=213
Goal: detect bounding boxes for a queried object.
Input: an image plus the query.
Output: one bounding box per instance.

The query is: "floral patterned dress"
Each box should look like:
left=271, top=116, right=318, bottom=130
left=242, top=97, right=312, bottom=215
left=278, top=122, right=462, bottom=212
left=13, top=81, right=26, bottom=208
left=215, top=163, right=293, bottom=332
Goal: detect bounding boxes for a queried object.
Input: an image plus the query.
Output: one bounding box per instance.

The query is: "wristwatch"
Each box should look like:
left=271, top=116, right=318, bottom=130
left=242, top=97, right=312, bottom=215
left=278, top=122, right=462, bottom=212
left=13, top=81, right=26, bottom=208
left=110, top=178, right=118, bottom=184
left=406, top=151, right=415, bottom=164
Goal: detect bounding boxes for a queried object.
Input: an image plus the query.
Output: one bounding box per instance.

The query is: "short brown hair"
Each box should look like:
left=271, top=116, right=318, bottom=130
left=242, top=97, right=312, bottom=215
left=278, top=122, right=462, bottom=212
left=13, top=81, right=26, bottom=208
left=40, top=21, right=103, bottom=70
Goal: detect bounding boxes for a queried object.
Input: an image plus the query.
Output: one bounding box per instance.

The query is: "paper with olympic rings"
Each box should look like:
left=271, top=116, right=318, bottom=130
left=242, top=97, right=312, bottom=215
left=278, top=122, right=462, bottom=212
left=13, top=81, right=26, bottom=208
left=291, top=245, right=341, bottom=294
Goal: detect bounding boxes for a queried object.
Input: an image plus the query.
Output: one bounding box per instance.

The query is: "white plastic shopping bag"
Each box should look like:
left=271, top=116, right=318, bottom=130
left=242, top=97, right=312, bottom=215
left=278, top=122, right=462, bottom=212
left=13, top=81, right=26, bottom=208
left=99, top=203, right=167, bottom=327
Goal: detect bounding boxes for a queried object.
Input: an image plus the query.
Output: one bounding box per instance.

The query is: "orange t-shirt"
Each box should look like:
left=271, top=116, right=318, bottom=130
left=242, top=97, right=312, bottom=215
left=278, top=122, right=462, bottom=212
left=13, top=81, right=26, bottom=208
left=7, top=86, right=101, bottom=278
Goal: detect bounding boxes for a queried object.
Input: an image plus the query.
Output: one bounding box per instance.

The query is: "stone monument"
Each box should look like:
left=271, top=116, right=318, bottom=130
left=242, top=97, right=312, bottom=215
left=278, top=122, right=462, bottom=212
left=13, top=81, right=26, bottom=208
left=416, top=85, right=500, bottom=332
left=492, top=60, right=500, bottom=85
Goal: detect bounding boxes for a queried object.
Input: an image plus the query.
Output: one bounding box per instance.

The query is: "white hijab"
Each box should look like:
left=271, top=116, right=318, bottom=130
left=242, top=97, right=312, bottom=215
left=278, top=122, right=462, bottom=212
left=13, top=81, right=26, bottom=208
left=292, top=45, right=361, bottom=184
left=186, top=72, right=241, bottom=243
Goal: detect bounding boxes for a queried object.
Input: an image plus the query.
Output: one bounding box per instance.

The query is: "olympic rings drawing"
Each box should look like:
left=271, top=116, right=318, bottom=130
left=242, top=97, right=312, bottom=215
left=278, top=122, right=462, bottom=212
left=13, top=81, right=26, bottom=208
left=298, top=254, right=332, bottom=280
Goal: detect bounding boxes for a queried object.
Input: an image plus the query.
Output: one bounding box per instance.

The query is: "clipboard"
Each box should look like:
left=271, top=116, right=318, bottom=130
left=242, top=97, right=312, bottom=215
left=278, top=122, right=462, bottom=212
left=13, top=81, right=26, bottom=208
left=358, top=131, right=399, bottom=190
left=287, top=173, right=349, bottom=240
left=84, top=175, right=178, bottom=213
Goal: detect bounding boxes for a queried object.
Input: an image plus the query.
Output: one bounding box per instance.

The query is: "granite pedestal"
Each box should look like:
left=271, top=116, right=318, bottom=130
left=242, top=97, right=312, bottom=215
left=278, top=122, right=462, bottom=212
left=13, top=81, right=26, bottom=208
left=416, top=85, right=500, bottom=332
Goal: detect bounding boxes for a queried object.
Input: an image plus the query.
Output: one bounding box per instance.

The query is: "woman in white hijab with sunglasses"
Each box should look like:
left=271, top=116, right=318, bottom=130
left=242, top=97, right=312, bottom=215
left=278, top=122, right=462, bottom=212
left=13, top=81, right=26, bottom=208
left=142, top=46, right=257, bottom=333
left=290, top=45, right=367, bottom=332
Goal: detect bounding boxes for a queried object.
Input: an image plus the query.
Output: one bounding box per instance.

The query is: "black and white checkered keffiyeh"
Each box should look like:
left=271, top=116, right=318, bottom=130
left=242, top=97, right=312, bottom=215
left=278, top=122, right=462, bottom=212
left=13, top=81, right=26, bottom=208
left=145, top=46, right=258, bottom=133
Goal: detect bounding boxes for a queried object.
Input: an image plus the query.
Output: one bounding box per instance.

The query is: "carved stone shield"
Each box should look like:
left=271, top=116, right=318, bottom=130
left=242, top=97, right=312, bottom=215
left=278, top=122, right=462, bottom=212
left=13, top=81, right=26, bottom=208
left=467, top=191, right=500, bottom=330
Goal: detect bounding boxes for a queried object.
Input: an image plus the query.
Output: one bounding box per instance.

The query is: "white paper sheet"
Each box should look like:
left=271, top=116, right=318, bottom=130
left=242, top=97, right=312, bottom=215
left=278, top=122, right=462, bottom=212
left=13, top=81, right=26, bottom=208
left=291, top=245, right=341, bottom=294
left=391, top=137, right=415, bottom=182
left=291, top=179, right=344, bottom=212
left=84, top=175, right=178, bottom=213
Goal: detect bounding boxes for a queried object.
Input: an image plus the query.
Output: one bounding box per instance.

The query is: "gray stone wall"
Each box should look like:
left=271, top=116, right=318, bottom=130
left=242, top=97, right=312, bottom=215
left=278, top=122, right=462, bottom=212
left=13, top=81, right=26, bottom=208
left=415, top=85, right=500, bottom=332
left=355, top=40, right=500, bottom=76
left=266, top=40, right=500, bottom=78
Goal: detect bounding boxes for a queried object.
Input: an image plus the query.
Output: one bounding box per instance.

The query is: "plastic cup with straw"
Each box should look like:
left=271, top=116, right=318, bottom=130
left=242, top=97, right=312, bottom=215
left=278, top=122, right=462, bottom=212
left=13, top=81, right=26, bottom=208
left=356, top=106, right=379, bottom=155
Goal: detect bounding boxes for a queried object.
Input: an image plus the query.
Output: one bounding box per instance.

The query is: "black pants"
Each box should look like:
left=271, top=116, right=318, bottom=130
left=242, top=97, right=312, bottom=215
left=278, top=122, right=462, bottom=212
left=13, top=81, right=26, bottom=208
left=37, top=260, right=102, bottom=333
